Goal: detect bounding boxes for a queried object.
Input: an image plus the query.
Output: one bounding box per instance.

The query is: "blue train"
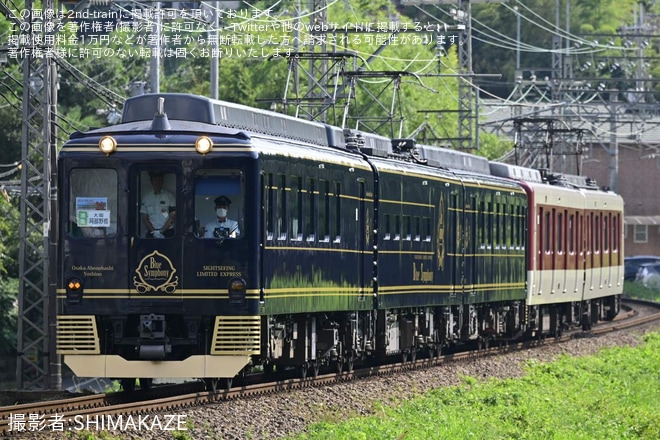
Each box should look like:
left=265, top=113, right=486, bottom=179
left=55, top=93, right=624, bottom=390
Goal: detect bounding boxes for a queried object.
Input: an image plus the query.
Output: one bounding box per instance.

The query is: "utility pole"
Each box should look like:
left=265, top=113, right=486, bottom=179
left=401, top=0, right=507, bottom=151
left=13, top=0, right=60, bottom=389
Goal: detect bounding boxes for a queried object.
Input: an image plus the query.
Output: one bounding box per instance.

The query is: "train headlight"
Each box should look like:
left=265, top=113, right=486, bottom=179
left=195, top=136, right=213, bottom=154
left=66, top=277, right=84, bottom=304
left=98, top=136, right=117, bottom=155
left=228, top=277, right=246, bottom=305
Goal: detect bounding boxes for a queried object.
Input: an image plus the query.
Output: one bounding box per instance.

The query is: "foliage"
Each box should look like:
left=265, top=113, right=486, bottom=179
left=292, top=332, right=660, bottom=440
left=476, top=131, right=514, bottom=160
left=0, top=63, right=23, bottom=166
left=0, top=195, right=20, bottom=355
left=624, top=281, right=660, bottom=302
left=0, top=193, right=20, bottom=278
left=0, top=277, right=18, bottom=355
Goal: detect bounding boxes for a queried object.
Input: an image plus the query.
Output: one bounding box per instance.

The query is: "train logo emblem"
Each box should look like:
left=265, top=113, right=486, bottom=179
left=133, top=250, right=178, bottom=293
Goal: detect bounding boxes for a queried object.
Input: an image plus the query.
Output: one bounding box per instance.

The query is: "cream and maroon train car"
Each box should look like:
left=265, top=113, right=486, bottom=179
left=490, top=163, right=623, bottom=329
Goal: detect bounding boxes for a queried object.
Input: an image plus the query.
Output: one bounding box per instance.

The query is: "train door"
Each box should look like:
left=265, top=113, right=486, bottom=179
left=449, top=185, right=466, bottom=298
left=462, top=189, right=476, bottom=300
left=358, top=179, right=369, bottom=303
left=129, top=167, right=183, bottom=300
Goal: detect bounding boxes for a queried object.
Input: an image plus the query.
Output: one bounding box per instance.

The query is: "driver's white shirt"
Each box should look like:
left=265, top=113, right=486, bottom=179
left=204, top=218, right=240, bottom=238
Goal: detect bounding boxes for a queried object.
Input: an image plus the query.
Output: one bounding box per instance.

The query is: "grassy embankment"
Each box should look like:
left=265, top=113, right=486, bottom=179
left=291, top=285, right=660, bottom=440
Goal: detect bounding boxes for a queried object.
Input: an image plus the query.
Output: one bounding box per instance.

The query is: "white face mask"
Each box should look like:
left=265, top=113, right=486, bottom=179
left=216, top=208, right=227, bottom=218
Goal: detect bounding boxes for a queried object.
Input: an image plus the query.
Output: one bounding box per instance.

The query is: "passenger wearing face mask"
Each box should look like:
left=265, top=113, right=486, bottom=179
left=204, top=196, right=240, bottom=238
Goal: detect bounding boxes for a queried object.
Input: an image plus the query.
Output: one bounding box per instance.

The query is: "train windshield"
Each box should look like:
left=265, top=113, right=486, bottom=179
left=194, top=169, right=244, bottom=239
left=138, top=170, right=177, bottom=238
left=68, top=168, right=118, bottom=237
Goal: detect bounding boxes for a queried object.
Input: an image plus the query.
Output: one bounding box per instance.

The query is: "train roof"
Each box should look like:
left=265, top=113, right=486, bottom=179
left=121, top=93, right=335, bottom=147
left=120, top=93, right=494, bottom=174
left=75, top=119, right=246, bottom=139
left=114, top=93, right=607, bottom=192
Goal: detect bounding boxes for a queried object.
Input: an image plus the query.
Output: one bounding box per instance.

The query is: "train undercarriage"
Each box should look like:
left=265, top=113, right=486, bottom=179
left=257, top=295, right=621, bottom=382
left=88, top=295, right=620, bottom=391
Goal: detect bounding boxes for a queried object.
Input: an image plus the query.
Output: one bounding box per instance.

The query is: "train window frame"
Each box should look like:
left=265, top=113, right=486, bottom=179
left=493, top=202, right=500, bottom=250
left=319, top=179, right=330, bottom=243
left=603, top=214, right=610, bottom=252
left=384, top=214, right=391, bottom=240
left=194, top=169, right=245, bottom=240
left=486, top=201, right=493, bottom=250
left=506, top=204, right=512, bottom=250
left=138, top=169, right=178, bottom=239
left=266, top=173, right=274, bottom=241
left=568, top=213, right=575, bottom=255
left=277, top=174, right=287, bottom=241
left=333, top=181, right=341, bottom=244
left=68, top=168, right=118, bottom=238
left=612, top=214, right=619, bottom=252
left=306, top=178, right=316, bottom=242
left=594, top=212, right=601, bottom=254
left=544, top=209, right=552, bottom=255
left=479, top=200, right=486, bottom=250
left=394, top=215, right=401, bottom=241
left=520, top=206, right=527, bottom=251
left=290, top=176, right=303, bottom=241
left=403, top=215, right=412, bottom=241
left=514, top=204, right=521, bottom=250
left=557, top=211, right=564, bottom=255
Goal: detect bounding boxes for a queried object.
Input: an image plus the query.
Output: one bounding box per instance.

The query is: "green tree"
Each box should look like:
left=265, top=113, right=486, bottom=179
left=0, top=194, right=19, bottom=355
left=0, top=64, right=23, bottom=166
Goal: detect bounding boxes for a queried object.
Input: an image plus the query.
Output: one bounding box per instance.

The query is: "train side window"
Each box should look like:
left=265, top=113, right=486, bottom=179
left=69, top=168, right=118, bottom=238
left=594, top=213, right=601, bottom=253
left=486, top=201, right=493, bottom=249
left=510, top=204, right=516, bottom=249
left=306, top=178, right=316, bottom=242
left=290, top=176, right=303, bottom=241
left=404, top=215, right=412, bottom=241
left=504, top=204, right=511, bottom=249
left=478, top=201, right=485, bottom=249
left=495, top=202, right=501, bottom=249
left=266, top=173, right=274, bottom=241
left=513, top=204, right=519, bottom=249
left=603, top=214, right=609, bottom=252
left=414, top=216, right=421, bottom=242
left=586, top=213, right=593, bottom=254
left=277, top=174, right=287, bottom=240
left=612, top=214, right=619, bottom=252
left=557, top=211, right=564, bottom=254
left=384, top=214, right=391, bottom=240
left=544, top=209, right=551, bottom=254
left=194, top=170, right=244, bottom=239
left=333, top=182, right=341, bottom=243
left=514, top=205, right=520, bottom=250
left=319, top=179, right=330, bottom=242
left=394, top=215, right=401, bottom=241
left=520, top=206, right=527, bottom=250
left=424, top=217, right=432, bottom=242
left=568, top=213, right=575, bottom=254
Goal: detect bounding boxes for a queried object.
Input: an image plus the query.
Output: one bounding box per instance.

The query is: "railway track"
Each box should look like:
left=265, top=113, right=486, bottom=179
left=2, top=298, right=659, bottom=437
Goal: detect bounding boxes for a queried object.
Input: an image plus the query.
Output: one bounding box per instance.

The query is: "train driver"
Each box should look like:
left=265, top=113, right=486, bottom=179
left=140, top=171, right=176, bottom=238
left=204, top=196, right=240, bottom=238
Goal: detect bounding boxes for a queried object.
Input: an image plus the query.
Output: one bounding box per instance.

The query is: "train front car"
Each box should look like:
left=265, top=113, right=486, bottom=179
left=55, top=94, right=261, bottom=390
